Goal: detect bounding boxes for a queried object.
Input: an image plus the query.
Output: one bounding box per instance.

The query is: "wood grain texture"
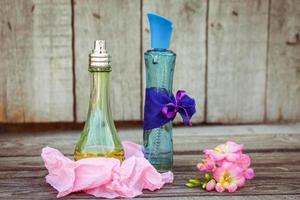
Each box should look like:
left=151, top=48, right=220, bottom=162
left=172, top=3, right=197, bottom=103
left=0, top=0, right=73, bottom=122
left=142, top=0, right=207, bottom=123
left=1, top=177, right=299, bottom=199
left=136, top=196, right=300, bottom=200
left=0, top=130, right=299, bottom=157
left=0, top=128, right=300, bottom=198
left=0, top=150, right=300, bottom=198
left=266, top=0, right=300, bottom=122
left=74, top=0, right=141, bottom=122
left=207, top=0, right=269, bottom=123
left=0, top=175, right=299, bottom=199
left=1, top=151, right=300, bottom=178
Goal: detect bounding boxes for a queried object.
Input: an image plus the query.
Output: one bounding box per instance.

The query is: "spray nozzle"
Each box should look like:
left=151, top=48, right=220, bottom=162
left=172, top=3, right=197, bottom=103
left=89, top=40, right=111, bottom=69
left=93, top=40, right=107, bottom=54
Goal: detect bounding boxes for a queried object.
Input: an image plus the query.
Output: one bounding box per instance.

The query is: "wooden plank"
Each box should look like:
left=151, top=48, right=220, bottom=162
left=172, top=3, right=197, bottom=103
left=0, top=0, right=73, bottom=122
left=266, top=0, right=300, bottom=122
left=1, top=150, right=300, bottom=197
left=0, top=131, right=300, bottom=198
left=1, top=151, right=300, bottom=178
left=142, top=0, right=207, bottom=123
left=74, top=0, right=141, bottom=121
left=207, top=0, right=269, bottom=123
left=170, top=123, right=300, bottom=136
left=0, top=130, right=299, bottom=156
left=137, top=196, right=300, bottom=200
left=0, top=176, right=299, bottom=199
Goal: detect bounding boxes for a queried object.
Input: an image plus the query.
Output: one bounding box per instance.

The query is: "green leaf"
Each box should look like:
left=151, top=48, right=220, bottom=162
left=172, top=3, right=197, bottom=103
left=188, top=178, right=201, bottom=185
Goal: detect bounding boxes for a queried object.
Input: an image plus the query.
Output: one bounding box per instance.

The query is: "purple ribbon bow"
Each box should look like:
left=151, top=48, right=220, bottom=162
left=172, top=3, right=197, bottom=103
left=144, top=88, right=196, bottom=131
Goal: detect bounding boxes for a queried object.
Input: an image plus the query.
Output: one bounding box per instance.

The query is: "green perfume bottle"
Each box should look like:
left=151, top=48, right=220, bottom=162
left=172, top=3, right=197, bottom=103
left=74, top=40, right=124, bottom=161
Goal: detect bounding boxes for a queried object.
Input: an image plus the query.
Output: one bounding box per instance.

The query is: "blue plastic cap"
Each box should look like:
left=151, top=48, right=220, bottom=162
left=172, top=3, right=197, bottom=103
left=147, top=13, right=173, bottom=49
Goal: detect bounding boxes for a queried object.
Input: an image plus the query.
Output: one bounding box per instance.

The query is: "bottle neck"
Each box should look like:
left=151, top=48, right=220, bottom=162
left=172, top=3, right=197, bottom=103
left=144, top=49, right=176, bottom=93
left=88, top=71, right=111, bottom=111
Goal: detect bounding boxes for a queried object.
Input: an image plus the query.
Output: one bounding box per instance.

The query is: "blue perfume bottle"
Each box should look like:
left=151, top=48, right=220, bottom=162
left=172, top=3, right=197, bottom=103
left=143, top=13, right=176, bottom=172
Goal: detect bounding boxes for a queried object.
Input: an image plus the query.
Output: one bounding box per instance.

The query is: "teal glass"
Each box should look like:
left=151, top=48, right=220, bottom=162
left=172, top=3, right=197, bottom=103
left=143, top=48, right=176, bottom=172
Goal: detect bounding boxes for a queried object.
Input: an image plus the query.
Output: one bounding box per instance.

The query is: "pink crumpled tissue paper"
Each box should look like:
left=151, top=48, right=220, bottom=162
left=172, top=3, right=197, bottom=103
left=41, top=141, right=173, bottom=198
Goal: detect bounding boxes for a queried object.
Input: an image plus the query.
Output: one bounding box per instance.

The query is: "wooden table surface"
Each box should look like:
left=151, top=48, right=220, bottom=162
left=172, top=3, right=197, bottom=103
left=0, top=125, right=300, bottom=199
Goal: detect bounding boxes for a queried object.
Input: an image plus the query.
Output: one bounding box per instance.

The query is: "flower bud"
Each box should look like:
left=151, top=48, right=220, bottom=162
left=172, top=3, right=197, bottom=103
left=206, top=179, right=216, bottom=191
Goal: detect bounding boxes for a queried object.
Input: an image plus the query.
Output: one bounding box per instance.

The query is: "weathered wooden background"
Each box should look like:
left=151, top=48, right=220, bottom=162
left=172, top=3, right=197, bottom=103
left=0, top=0, right=299, bottom=124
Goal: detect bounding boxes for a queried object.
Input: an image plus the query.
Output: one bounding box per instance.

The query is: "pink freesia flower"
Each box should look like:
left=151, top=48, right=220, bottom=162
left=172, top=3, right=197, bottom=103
left=197, top=155, right=216, bottom=172
left=244, top=168, right=255, bottom=180
left=213, top=163, right=245, bottom=193
left=232, top=154, right=255, bottom=179
left=204, top=141, right=243, bottom=162
left=235, top=154, right=251, bottom=169
left=188, top=141, right=254, bottom=193
left=215, top=183, right=225, bottom=192
left=206, top=179, right=216, bottom=191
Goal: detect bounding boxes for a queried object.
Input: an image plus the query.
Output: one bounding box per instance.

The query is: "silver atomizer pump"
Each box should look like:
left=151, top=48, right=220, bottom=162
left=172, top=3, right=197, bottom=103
left=89, top=40, right=111, bottom=71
